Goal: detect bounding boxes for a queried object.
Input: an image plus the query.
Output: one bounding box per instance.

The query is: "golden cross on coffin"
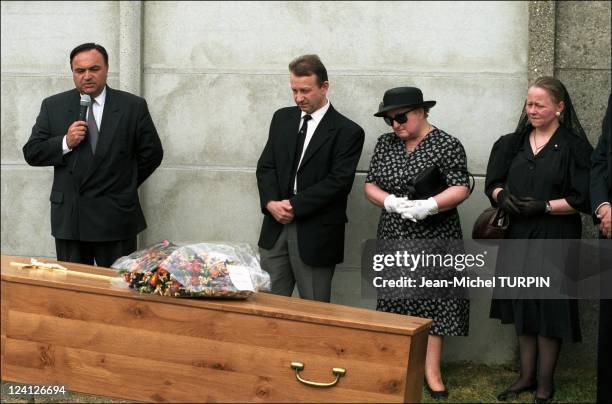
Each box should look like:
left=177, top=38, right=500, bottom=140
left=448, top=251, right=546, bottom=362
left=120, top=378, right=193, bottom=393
left=9, top=258, right=118, bottom=282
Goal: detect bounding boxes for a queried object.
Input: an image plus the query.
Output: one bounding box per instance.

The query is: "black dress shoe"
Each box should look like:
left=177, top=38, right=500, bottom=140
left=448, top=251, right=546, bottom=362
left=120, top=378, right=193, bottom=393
left=425, top=385, right=449, bottom=400
left=496, top=384, right=537, bottom=401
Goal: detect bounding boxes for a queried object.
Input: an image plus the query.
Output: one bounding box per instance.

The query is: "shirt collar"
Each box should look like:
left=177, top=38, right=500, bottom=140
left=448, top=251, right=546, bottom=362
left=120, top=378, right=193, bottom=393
left=301, top=98, right=330, bottom=124
left=84, top=86, right=107, bottom=107
left=93, top=86, right=107, bottom=108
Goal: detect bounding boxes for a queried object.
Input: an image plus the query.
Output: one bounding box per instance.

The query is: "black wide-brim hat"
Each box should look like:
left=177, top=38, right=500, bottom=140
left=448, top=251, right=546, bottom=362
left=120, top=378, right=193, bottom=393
left=374, top=86, right=436, bottom=117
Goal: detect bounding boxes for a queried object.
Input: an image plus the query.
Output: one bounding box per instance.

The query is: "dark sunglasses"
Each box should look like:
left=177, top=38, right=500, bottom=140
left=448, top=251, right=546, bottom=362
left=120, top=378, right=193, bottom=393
left=383, top=109, right=415, bottom=126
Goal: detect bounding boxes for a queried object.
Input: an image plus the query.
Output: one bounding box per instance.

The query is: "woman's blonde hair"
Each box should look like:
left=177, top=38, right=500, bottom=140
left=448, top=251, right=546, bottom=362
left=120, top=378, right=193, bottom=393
left=530, top=76, right=566, bottom=104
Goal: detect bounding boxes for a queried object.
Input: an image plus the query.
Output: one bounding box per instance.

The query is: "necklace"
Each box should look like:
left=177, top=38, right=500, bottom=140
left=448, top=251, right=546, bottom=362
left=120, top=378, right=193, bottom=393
left=532, top=132, right=550, bottom=154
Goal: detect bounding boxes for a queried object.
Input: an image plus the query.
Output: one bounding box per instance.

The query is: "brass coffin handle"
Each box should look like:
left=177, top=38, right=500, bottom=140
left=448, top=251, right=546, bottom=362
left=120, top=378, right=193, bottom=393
left=290, top=362, right=346, bottom=388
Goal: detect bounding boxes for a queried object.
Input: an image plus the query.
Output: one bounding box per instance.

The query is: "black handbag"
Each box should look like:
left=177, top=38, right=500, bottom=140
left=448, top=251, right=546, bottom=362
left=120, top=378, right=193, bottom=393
left=406, top=165, right=474, bottom=225
left=406, top=165, right=448, bottom=200
left=472, top=207, right=509, bottom=240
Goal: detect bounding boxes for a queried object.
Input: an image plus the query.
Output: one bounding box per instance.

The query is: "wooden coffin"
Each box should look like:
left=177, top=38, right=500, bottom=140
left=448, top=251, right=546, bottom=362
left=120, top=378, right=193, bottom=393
left=1, top=254, right=431, bottom=403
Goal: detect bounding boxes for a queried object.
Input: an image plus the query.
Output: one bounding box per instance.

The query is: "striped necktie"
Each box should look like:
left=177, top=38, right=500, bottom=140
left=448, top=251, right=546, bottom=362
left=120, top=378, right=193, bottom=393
left=87, top=102, right=99, bottom=154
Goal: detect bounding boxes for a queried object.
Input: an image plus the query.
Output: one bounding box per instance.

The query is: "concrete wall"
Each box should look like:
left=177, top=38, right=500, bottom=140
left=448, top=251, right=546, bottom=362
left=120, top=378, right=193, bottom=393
left=1, top=1, right=121, bottom=257
left=1, top=1, right=609, bottom=366
left=553, top=0, right=611, bottom=369
left=141, top=1, right=527, bottom=364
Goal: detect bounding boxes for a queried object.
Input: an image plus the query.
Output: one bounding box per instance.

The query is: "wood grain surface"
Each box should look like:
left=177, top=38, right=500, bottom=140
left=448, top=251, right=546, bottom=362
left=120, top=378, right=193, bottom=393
left=1, top=254, right=431, bottom=403
left=1, top=255, right=430, bottom=336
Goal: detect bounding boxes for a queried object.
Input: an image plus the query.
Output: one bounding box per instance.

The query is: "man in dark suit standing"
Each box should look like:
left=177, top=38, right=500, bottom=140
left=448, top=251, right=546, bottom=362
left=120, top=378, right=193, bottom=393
left=591, top=93, right=611, bottom=404
left=256, top=55, right=364, bottom=302
left=23, top=43, right=163, bottom=267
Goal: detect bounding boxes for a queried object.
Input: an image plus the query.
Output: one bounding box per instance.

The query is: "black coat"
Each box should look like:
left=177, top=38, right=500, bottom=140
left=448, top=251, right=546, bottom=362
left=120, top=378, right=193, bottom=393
left=485, top=126, right=593, bottom=215
left=23, top=87, right=163, bottom=242
left=591, top=93, right=612, bottom=217
left=256, top=105, right=364, bottom=267
left=485, top=124, right=593, bottom=342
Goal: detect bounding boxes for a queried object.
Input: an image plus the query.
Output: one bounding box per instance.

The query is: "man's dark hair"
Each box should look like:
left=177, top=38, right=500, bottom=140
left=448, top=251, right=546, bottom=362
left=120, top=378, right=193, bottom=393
left=288, top=54, right=328, bottom=86
left=69, top=43, right=109, bottom=68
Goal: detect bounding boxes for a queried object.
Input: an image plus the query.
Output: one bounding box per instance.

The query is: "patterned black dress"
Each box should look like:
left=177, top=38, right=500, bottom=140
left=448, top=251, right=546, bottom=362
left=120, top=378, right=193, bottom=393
left=365, top=128, right=470, bottom=336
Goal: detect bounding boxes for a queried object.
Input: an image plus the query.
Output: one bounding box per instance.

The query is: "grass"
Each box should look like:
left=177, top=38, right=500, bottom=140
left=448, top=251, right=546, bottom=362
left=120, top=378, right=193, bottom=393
left=423, top=361, right=596, bottom=403
left=1, top=362, right=597, bottom=403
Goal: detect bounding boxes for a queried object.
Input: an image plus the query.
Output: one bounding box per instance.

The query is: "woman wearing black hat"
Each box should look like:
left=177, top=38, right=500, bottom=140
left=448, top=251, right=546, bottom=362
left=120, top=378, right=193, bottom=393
left=485, top=76, right=592, bottom=403
left=364, top=87, right=471, bottom=399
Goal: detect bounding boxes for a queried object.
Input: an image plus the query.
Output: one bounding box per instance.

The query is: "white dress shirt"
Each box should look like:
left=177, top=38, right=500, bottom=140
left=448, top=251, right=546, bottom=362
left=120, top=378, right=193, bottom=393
left=62, top=86, right=107, bottom=154
left=293, top=99, right=331, bottom=194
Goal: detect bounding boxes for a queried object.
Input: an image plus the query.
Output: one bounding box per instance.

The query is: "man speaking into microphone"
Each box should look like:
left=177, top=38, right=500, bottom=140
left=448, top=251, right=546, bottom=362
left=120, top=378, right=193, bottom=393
left=23, top=43, right=163, bottom=267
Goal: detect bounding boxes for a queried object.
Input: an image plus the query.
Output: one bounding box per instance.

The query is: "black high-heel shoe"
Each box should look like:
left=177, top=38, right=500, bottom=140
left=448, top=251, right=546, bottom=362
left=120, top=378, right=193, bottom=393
left=425, top=384, right=449, bottom=400
left=496, top=383, right=537, bottom=401
left=534, top=387, right=555, bottom=403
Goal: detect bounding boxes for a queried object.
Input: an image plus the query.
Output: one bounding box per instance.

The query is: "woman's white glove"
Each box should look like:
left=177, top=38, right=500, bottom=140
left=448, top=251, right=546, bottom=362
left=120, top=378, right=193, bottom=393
left=384, top=194, right=411, bottom=214
left=401, top=197, right=439, bottom=221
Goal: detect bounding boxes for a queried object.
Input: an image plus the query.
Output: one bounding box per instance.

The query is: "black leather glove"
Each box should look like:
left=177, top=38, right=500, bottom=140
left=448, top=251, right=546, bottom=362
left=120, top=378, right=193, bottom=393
left=497, top=190, right=520, bottom=215
left=515, top=197, right=547, bottom=217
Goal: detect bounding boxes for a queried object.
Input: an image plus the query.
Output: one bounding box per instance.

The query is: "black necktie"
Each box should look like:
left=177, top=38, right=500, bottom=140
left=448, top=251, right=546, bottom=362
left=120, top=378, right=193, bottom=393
left=291, top=115, right=312, bottom=190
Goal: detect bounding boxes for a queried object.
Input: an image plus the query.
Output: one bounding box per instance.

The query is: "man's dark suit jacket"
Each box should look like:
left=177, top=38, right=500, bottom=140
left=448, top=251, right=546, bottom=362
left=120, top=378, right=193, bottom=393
left=591, top=93, right=612, bottom=219
left=23, top=86, right=163, bottom=242
left=592, top=93, right=611, bottom=404
left=256, top=104, right=364, bottom=267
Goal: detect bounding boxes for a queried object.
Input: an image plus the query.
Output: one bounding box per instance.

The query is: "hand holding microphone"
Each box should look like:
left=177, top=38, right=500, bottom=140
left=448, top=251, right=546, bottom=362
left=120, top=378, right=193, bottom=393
left=66, top=94, right=90, bottom=149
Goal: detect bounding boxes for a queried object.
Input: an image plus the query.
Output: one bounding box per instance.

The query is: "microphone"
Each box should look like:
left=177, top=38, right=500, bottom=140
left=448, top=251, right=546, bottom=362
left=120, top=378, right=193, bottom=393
left=71, top=94, right=91, bottom=160
left=78, top=94, right=91, bottom=121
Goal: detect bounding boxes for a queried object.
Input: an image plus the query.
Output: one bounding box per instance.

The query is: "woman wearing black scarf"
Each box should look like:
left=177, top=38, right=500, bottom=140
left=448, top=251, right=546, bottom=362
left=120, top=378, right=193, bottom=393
left=484, top=76, right=593, bottom=403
